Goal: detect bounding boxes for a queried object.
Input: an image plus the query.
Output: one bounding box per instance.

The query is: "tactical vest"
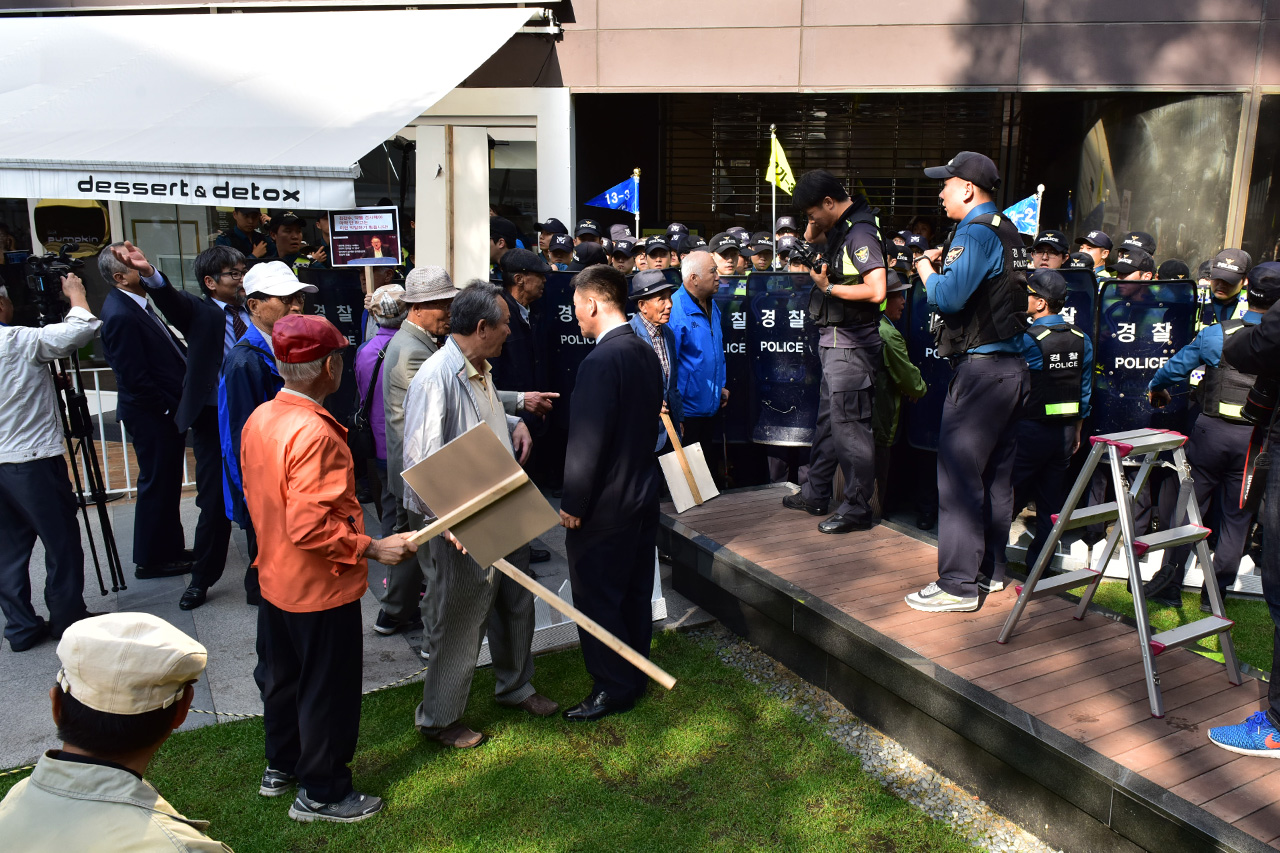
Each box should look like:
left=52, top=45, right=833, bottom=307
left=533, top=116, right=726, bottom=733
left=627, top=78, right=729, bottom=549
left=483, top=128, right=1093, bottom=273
left=934, top=213, right=1030, bottom=358
left=808, top=198, right=882, bottom=330
left=1027, top=322, right=1086, bottom=420
left=1198, top=319, right=1256, bottom=423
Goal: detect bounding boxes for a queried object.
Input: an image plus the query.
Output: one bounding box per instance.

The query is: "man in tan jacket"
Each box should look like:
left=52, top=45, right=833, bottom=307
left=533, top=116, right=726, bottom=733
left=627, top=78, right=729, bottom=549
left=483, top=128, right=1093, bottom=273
left=0, top=612, right=231, bottom=851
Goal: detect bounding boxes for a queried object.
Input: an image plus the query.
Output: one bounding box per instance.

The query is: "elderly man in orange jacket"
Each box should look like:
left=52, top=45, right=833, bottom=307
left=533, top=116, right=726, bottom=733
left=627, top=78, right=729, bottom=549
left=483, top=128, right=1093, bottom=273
left=240, top=314, right=417, bottom=825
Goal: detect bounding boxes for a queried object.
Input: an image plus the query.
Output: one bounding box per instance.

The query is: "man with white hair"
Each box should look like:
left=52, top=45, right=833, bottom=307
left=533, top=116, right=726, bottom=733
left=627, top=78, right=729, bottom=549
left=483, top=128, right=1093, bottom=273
left=667, top=251, right=728, bottom=482
left=218, top=261, right=315, bottom=605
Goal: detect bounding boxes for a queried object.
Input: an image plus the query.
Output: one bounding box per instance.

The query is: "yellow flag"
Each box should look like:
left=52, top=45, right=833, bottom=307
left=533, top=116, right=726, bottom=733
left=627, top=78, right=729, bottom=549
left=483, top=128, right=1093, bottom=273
left=767, top=131, right=795, bottom=195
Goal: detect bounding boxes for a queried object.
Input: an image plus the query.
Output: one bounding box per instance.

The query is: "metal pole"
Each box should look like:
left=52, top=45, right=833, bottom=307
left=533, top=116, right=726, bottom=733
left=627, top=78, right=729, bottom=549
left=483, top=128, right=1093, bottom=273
left=770, top=125, right=777, bottom=269
left=633, top=168, right=641, bottom=239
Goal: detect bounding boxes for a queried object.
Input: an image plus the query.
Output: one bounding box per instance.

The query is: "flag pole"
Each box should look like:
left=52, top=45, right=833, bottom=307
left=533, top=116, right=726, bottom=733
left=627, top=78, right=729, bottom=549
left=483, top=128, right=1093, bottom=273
left=770, top=125, right=777, bottom=269
left=1035, top=183, right=1045, bottom=235
left=633, top=167, right=641, bottom=238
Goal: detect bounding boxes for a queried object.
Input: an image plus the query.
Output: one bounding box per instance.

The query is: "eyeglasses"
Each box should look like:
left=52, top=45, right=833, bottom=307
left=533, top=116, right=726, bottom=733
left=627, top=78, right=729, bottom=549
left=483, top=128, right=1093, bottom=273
left=274, top=293, right=307, bottom=307
left=219, top=269, right=247, bottom=280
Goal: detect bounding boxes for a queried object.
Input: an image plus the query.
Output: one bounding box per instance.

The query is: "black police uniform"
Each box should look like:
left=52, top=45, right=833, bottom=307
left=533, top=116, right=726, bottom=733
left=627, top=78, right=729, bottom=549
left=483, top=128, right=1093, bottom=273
left=1012, top=318, right=1092, bottom=574
left=796, top=195, right=884, bottom=529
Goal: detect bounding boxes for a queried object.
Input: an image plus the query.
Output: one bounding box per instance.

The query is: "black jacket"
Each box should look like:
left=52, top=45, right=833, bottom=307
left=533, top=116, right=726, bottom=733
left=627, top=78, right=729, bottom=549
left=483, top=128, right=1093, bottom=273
left=1223, top=300, right=1280, bottom=377
left=561, top=323, right=664, bottom=526
left=147, top=274, right=236, bottom=432
left=490, top=289, right=550, bottom=430
left=98, top=287, right=186, bottom=423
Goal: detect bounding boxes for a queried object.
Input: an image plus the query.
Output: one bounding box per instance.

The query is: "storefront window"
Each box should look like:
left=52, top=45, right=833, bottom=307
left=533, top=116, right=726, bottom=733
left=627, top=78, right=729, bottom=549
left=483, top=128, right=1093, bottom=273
left=1241, top=95, right=1280, bottom=263
left=122, top=202, right=217, bottom=293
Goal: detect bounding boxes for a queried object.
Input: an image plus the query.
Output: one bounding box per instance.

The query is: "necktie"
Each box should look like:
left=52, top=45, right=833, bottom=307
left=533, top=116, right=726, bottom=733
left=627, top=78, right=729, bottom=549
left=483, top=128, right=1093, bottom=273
left=146, top=303, right=187, bottom=360
left=226, top=304, right=248, bottom=340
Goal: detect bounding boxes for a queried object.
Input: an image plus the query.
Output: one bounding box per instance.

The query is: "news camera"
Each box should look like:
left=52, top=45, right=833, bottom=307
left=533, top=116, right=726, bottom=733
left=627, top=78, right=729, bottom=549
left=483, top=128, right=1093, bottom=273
left=25, top=243, right=84, bottom=325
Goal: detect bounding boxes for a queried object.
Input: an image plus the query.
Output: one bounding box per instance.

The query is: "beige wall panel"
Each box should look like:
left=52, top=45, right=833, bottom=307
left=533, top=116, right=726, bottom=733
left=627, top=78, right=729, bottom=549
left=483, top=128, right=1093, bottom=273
left=1025, top=0, right=1263, bottom=23
left=597, top=27, right=801, bottom=88
left=559, top=29, right=599, bottom=88
left=597, top=0, right=801, bottom=29
left=1019, top=23, right=1259, bottom=88
left=800, top=25, right=1020, bottom=88
left=567, top=0, right=598, bottom=29
left=801, top=0, right=1022, bottom=27
left=1258, top=21, right=1280, bottom=84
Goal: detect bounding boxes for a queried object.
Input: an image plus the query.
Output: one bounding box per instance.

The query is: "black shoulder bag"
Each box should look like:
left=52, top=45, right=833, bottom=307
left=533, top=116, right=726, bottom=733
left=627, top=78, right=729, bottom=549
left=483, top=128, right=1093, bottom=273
left=347, top=348, right=387, bottom=461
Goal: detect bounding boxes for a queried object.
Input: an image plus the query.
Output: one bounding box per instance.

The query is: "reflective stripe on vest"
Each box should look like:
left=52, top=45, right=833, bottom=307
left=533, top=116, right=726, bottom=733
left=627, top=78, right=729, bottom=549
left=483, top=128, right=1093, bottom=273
left=1219, top=402, right=1245, bottom=419
left=1045, top=401, right=1081, bottom=416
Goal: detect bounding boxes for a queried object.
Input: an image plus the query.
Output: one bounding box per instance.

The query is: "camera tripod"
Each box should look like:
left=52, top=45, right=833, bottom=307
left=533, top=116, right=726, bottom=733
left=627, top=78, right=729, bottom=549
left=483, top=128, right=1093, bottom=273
left=49, top=352, right=126, bottom=595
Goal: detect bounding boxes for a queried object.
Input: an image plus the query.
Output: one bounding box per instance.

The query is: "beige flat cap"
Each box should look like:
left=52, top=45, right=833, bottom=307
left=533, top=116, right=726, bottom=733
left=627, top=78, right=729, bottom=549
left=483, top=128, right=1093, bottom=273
left=56, top=613, right=207, bottom=715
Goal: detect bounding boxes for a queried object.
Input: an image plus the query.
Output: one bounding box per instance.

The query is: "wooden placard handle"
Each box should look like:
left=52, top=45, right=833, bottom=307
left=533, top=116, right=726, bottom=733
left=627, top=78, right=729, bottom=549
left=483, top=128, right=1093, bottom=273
left=660, top=412, right=703, bottom=505
left=363, top=265, right=376, bottom=296
left=406, top=469, right=528, bottom=546
left=494, top=557, right=676, bottom=690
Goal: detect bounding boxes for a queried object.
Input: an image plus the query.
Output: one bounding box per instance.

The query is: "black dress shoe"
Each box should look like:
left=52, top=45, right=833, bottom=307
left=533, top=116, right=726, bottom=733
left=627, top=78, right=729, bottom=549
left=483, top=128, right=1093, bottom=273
left=818, top=514, right=875, bottom=534
left=563, top=691, right=634, bottom=722
left=9, top=620, right=50, bottom=652
left=179, top=586, right=207, bottom=611
left=916, top=512, right=937, bottom=530
left=135, top=559, right=195, bottom=580
left=529, top=547, right=551, bottom=564
left=1142, top=563, right=1184, bottom=607
left=782, top=492, right=828, bottom=516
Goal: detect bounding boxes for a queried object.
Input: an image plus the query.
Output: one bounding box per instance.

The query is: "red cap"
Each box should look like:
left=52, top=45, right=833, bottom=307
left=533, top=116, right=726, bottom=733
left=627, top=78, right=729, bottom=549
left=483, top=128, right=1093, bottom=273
left=272, top=314, right=349, bottom=364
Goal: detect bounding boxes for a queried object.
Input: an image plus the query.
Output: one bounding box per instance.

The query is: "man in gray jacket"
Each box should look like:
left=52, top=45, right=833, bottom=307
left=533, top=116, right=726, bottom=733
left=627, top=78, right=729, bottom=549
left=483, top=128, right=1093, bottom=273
left=401, top=281, right=557, bottom=748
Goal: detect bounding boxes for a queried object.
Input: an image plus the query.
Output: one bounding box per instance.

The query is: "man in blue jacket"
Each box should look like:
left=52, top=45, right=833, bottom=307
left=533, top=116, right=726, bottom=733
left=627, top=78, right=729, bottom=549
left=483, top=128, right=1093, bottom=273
left=627, top=270, right=683, bottom=451
left=667, top=252, right=726, bottom=481
left=1143, top=263, right=1278, bottom=611
left=218, top=261, right=313, bottom=604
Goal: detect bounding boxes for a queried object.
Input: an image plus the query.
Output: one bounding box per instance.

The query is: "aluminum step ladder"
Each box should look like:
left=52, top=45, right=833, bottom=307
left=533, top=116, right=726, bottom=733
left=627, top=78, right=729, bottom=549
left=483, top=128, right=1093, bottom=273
left=996, top=428, right=1241, bottom=718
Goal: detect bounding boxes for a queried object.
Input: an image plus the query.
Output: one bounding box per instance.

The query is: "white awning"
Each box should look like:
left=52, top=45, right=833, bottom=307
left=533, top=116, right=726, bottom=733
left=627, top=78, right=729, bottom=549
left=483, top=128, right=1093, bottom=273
left=0, top=7, right=532, bottom=207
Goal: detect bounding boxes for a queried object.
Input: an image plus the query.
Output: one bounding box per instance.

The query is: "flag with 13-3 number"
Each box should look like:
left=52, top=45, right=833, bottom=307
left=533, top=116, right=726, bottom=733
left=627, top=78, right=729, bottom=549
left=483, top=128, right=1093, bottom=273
left=767, top=131, right=796, bottom=195
left=1003, top=192, right=1041, bottom=236
left=584, top=175, right=639, bottom=214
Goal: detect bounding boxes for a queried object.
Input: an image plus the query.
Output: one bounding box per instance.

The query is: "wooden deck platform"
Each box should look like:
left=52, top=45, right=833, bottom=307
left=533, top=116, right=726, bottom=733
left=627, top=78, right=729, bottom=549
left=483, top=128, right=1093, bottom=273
left=659, top=484, right=1279, bottom=853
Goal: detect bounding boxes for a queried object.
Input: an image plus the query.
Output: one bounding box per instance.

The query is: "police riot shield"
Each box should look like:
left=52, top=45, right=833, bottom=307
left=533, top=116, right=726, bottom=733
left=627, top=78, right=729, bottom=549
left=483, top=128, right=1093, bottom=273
left=1057, top=268, right=1098, bottom=339
left=299, top=266, right=363, bottom=427
left=1092, top=279, right=1198, bottom=435
left=543, top=270, right=593, bottom=431
left=904, top=281, right=952, bottom=451
left=748, top=273, right=820, bottom=446
left=714, top=276, right=754, bottom=443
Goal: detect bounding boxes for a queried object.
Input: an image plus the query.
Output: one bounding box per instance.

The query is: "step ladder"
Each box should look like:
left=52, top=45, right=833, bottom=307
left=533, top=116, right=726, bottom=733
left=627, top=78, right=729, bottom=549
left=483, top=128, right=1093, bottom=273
left=996, top=428, right=1241, bottom=718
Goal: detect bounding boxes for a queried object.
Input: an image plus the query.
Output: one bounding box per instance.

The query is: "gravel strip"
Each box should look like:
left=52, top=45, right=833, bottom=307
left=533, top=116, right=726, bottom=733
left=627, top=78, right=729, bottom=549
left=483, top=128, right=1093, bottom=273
left=689, top=625, right=1063, bottom=853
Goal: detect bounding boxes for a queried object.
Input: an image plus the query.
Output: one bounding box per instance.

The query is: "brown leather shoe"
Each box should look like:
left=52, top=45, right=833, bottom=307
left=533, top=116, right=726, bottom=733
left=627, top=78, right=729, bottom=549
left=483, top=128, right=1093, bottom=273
left=514, top=693, right=559, bottom=717
left=426, top=723, right=485, bottom=749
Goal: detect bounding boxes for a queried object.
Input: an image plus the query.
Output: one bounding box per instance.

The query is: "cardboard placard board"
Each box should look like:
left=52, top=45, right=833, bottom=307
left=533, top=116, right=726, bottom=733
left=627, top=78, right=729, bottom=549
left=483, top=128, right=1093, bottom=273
left=659, top=441, right=719, bottom=514
left=329, top=206, right=401, bottom=267
left=400, top=424, right=559, bottom=569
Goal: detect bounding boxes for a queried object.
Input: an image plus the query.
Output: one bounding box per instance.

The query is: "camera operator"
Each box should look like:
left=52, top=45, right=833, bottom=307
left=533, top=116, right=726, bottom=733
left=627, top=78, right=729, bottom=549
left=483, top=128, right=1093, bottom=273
left=779, top=169, right=887, bottom=535
left=0, top=276, right=97, bottom=652
left=1210, top=271, right=1280, bottom=756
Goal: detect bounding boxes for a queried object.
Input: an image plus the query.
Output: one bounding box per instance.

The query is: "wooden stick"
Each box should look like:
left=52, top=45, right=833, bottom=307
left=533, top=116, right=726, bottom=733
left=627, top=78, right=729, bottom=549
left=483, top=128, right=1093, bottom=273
left=660, top=412, right=703, bottom=505
left=494, top=557, right=676, bottom=691
left=363, top=265, right=376, bottom=296
left=406, top=469, right=528, bottom=546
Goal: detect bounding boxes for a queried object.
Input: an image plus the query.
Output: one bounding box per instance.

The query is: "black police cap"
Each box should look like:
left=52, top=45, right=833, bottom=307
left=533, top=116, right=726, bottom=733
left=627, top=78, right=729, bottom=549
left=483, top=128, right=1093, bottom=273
left=536, top=217, right=568, bottom=235
left=500, top=248, right=551, bottom=277
left=1247, top=262, right=1280, bottom=305
left=923, top=151, right=1000, bottom=193
left=1027, top=269, right=1068, bottom=303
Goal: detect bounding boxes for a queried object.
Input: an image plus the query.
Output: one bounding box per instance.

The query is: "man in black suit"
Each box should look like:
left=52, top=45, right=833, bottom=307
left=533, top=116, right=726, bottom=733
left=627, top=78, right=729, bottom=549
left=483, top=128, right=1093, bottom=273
left=560, top=264, right=664, bottom=722
left=134, top=243, right=250, bottom=610
left=98, top=243, right=192, bottom=580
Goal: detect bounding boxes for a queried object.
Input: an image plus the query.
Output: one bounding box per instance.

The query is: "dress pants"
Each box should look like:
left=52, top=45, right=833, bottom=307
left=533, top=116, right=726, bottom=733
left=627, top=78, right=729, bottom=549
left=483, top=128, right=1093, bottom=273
left=257, top=598, right=362, bottom=804
left=189, top=405, right=230, bottom=591
left=802, top=344, right=880, bottom=523
left=1158, top=414, right=1254, bottom=593
left=936, top=355, right=1030, bottom=598
left=414, top=544, right=535, bottom=734
left=381, top=509, right=426, bottom=624
left=0, top=456, right=88, bottom=646
left=123, top=410, right=186, bottom=568
left=1011, top=419, right=1077, bottom=577
left=871, top=444, right=892, bottom=522
left=566, top=507, right=659, bottom=701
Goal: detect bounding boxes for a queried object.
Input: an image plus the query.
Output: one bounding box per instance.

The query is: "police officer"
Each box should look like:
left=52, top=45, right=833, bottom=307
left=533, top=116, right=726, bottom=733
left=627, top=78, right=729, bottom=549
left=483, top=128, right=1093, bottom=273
left=780, top=170, right=887, bottom=534
left=774, top=216, right=799, bottom=242
left=535, top=217, right=569, bottom=260
left=216, top=207, right=273, bottom=259
left=1074, top=230, right=1113, bottom=280
left=1118, top=230, right=1157, bottom=260
left=574, top=219, right=603, bottom=245
left=905, top=152, right=1030, bottom=612
left=266, top=212, right=316, bottom=274
left=1030, top=230, right=1070, bottom=270
left=744, top=233, right=775, bottom=271
left=1198, top=248, right=1252, bottom=328
left=609, top=238, right=637, bottom=275
left=547, top=233, right=574, bottom=270
left=1142, top=262, right=1279, bottom=611
left=1010, top=269, right=1093, bottom=584
left=646, top=235, right=674, bottom=270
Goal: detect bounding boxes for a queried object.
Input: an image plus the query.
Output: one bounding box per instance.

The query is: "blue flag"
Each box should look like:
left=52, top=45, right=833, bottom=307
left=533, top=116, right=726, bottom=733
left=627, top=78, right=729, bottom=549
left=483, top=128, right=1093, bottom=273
left=1002, top=193, right=1041, bottom=236
left=584, top=175, right=639, bottom=214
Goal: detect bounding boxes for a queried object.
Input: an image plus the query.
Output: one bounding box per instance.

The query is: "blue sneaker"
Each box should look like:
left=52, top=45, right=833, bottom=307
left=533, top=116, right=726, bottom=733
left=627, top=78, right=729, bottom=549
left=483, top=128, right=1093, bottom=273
left=1208, top=711, right=1280, bottom=757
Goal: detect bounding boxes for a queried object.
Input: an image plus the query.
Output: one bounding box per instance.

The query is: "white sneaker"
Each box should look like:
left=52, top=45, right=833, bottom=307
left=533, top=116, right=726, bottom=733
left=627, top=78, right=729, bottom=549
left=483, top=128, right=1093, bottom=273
left=905, top=582, right=980, bottom=612
left=978, top=576, right=1004, bottom=593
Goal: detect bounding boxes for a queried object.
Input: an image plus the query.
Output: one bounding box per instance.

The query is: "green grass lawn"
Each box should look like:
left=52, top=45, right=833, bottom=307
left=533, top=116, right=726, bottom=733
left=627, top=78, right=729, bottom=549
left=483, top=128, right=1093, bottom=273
left=2, top=631, right=974, bottom=853
left=1073, top=581, right=1275, bottom=673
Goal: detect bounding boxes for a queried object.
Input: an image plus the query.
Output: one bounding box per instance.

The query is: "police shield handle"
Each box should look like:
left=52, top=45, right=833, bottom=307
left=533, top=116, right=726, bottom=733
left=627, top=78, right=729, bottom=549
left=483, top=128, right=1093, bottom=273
left=492, top=555, right=676, bottom=691
left=659, top=413, right=719, bottom=513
